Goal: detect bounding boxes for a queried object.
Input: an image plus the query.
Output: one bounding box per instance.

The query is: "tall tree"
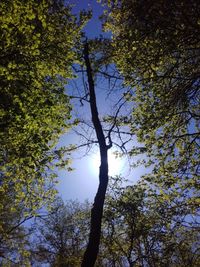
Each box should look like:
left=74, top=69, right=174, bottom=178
left=0, top=0, right=85, bottom=262
left=80, top=40, right=112, bottom=267
left=102, top=0, right=200, bottom=205
left=70, top=37, right=131, bottom=266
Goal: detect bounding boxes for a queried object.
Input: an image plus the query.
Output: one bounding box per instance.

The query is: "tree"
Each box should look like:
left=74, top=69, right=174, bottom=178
left=0, top=0, right=85, bottom=262
left=30, top=182, right=199, bottom=267
left=2, top=1, right=199, bottom=265
left=68, top=37, right=132, bottom=266
left=0, top=206, right=31, bottom=266
left=101, top=181, right=200, bottom=267
left=102, top=0, right=200, bottom=208
left=31, top=197, right=91, bottom=267
left=80, top=40, right=112, bottom=267
left=84, top=2, right=200, bottom=264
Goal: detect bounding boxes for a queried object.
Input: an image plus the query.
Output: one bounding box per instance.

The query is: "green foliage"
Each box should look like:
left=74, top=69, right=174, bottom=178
left=0, top=0, right=84, bottom=262
left=1, top=0, right=199, bottom=265
left=0, top=223, right=31, bottom=267
left=32, top=197, right=91, bottom=267
left=102, top=0, right=200, bottom=206
left=29, top=184, right=199, bottom=267
left=101, top=181, right=200, bottom=266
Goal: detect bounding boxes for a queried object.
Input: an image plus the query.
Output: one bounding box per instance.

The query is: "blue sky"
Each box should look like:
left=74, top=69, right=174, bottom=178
left=67, top=0, right=110, bottom=38
left=56, top=1, right=147, bottom=202
left=57, top=1, right=104, bottom=201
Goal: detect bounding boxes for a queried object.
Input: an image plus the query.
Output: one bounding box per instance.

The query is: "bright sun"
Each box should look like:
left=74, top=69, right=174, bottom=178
left=90, top=150, right=123, bottom=177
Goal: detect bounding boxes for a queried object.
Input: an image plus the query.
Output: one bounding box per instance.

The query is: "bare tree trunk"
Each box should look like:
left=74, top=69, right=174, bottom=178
left=81, top=42, right=111, bottom=267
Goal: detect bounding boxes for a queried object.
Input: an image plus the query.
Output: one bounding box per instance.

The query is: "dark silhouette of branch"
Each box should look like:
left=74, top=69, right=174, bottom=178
left=107, top=100, right=127, bottom=148
left=81, top=41, right=111, bottom=267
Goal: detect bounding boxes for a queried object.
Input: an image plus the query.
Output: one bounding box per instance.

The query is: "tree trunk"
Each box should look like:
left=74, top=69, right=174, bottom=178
left=81, top=42, right=110, bottom=267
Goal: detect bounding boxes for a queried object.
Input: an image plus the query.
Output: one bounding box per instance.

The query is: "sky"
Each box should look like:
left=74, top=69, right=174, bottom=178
left=56, top=1, right=147, bottom=202
left=66, top=0, right=108, bottom=38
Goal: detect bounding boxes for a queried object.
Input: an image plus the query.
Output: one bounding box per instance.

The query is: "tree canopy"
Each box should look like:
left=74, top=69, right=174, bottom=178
left=102, top=0, right=200, bottom=206
left=32, top=197, right=90, bottom=266
left=1, top=0, right=200, bottom=266
left=0, top=0, right=85, bottom=263
left=29, top=183, right=199, bottom=266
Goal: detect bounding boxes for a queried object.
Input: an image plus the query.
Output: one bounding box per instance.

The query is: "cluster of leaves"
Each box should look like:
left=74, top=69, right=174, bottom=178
left=102, top=0, right=200, bottom=209
left=31, top=197, right=91, bottom=267
left=101, top=180, right=199, bottom=266
left=21, top=182, right=199, bottom=266
left=0, top=0, right=86, bottom=263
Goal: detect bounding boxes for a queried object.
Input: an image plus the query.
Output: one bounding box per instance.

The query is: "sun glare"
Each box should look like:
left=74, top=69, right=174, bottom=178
left=90, top=150, right=123, bottom=177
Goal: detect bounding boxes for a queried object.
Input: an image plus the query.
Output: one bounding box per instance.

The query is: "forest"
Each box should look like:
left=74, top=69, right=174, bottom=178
left=0, top=0, right=199, bottom=266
